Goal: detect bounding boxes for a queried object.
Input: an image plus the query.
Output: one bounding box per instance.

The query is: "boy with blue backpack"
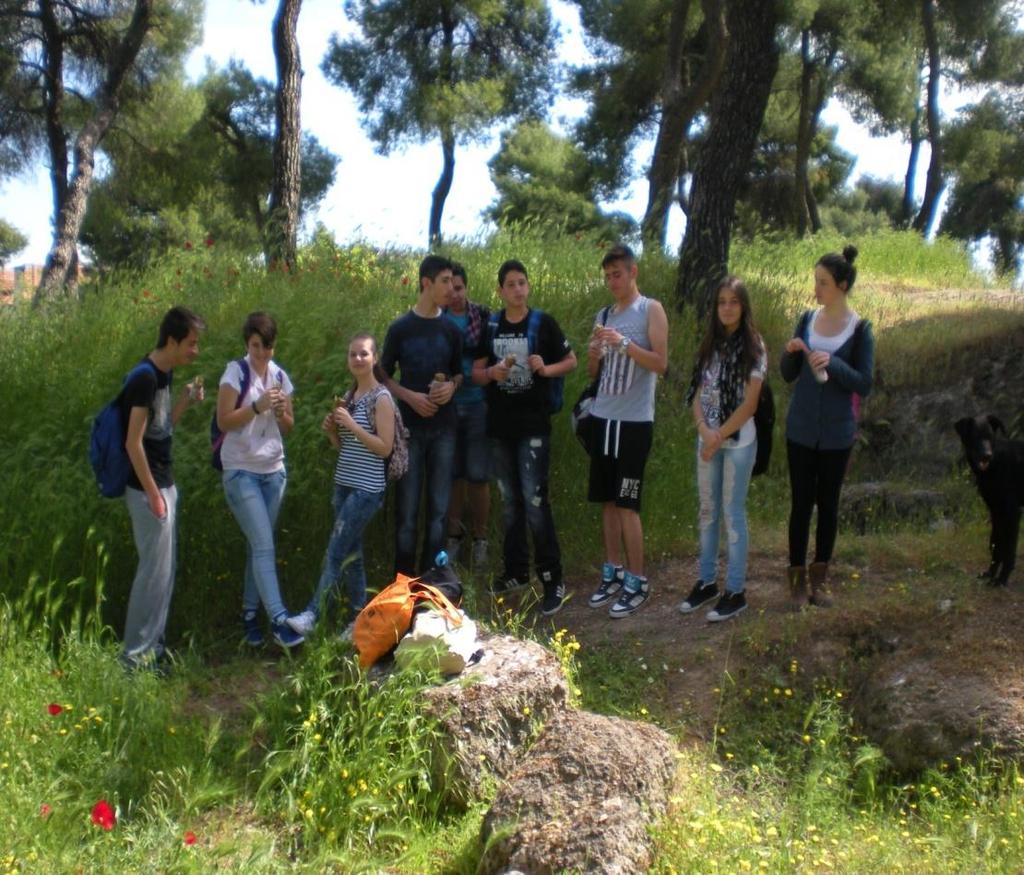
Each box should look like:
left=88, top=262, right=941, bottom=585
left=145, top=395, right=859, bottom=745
left=119, top=306, right=205, bottom=669
left=472, top=260, right=577, bottom=615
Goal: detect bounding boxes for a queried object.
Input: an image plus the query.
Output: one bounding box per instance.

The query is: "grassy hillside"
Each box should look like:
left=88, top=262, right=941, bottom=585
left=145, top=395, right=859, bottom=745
left=3, top=229, right=1023, bottom=873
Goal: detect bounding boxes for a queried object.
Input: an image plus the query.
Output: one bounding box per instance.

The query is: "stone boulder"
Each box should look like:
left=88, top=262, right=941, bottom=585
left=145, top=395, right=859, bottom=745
left=478, top=709, right=679, bottom=875
left=840, top=481, right=951, bottom=534
left=421, top=633, right=571, bottom=808
left=853, top=659, right=1024, bottom=772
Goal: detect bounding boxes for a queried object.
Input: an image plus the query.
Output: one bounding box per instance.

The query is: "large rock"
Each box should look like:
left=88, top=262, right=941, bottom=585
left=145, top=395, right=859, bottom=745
left=853, top=659, right=1024, bottom=772
left=841, top=481, right=951, bottom=534
left=421, top=633, right=570, bottom=808
left=478, top=710, right=679, bottom=875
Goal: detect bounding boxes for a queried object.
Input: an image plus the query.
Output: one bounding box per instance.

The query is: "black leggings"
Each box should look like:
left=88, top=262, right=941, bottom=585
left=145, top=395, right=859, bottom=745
left=787, top=440, right=852, bottom=567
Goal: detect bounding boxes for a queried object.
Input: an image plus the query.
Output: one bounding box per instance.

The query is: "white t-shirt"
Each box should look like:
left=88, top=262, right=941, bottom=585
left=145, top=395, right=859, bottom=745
left=219, top=357, right=294, bottom=474
left=809, top=309, right=860, bottom=354
left=697, top=339, right=767, bottom=448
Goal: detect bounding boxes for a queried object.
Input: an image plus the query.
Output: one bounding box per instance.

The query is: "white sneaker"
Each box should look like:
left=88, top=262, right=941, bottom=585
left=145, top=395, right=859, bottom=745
left=339, top=620, right=356, bottom=643
left=286, top=610, right=316, bottom=636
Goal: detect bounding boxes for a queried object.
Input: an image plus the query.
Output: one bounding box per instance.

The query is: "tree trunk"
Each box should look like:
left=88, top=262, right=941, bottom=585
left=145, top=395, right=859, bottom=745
left=912, top=0, right=943, bottom=235
left=267, top=0, right=303, bottom=270
left=793, top=28, right=814, bottom=237
left=428, top=13, right=457, bottom=247
left=36, top=0, right=154, bottom=304
left=674, top=0, right=780, bottom=320
left=429, top=130, right=455, bottom=248
left=642, top=0, right=727, bottom=251
left=40, top=0, right=68, bottom=235
left=900, top=55, right=925, bottom=227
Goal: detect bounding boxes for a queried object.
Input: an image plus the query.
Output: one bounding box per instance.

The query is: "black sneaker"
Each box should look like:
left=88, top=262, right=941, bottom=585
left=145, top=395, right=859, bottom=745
left=589, top=562, right=625, bottom=608
left=541, top=582, right=566, bottom=616
left=706, top=591, right=747, bottom=623
left=609, top=572, right=650, bottom=618
left=678, top=580, right=718, bottom=615
left=490, top=574, right=529, bottom=596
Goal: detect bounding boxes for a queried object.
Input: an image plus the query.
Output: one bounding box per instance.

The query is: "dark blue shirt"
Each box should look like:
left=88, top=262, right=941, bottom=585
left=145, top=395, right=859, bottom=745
left=780, top=312, right=874, bottom=450
left=381, top=310, right=463, bottom=434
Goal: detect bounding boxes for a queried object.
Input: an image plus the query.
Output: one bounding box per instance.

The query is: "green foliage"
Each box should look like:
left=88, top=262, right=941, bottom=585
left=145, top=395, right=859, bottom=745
left=486, top=119, right=636, bottom=239
left=81, top=62, right=338, bottom=269
left=0, top=216, right=27, bottom=267
left=323, top=0, right=556, bottom=150
left=941, top=92, right=1024, bottom=277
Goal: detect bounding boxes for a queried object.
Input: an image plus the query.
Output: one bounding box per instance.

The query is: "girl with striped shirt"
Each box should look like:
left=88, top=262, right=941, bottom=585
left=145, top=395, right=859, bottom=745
left=287, top=333, right=395, bottom=637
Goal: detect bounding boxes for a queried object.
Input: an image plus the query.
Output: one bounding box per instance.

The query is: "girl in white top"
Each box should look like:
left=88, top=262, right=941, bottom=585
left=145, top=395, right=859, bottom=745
left=680, top=277, right=766, bottom=622
left=217, top=312, right=303, bottom=649
left=287, top=333, right=395, bottom=638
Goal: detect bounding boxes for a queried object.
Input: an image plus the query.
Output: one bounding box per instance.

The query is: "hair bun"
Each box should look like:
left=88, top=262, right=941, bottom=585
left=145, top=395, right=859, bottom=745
left=842, top=245, right=859, bottom=264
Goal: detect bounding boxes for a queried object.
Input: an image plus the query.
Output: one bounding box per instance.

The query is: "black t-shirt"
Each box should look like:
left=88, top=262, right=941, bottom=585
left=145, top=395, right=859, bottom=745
left=381, top=310, right=463, bottom=434
left=119, top=357, right=174, bottom=489
left=482, top=309, right=572, bottom=439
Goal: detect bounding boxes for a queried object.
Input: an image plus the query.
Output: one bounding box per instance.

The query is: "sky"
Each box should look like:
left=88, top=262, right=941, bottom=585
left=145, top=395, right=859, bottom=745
left=0, top=0, right=932, bottom=267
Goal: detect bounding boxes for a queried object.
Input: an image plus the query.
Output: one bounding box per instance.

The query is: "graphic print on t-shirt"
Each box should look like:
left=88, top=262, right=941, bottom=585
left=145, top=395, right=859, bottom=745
left=145, top=384, right=172, bottom=443
left=492, top=334, right=532, bottom=394
left=598, top=346, right=637, bottom=398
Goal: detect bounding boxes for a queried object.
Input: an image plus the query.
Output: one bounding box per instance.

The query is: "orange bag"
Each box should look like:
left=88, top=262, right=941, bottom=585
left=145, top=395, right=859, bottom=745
left=352, top=573, right=463, bottom=668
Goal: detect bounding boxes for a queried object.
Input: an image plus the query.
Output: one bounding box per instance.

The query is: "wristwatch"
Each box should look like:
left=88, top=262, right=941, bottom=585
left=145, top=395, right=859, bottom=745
left=619, top=336, right=631, bottom=353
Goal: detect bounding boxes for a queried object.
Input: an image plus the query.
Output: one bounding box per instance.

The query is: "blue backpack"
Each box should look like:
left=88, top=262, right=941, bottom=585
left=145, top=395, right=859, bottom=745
left=89, top=359, right=159, bottom=498
left=487, top=308, right=564, bottom=414
left=210, top=358, right=251, bottom=470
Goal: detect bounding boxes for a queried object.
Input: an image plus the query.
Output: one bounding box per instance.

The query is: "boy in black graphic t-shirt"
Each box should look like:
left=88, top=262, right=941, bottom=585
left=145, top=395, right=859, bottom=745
left=473, top=260, right=576, bottom=615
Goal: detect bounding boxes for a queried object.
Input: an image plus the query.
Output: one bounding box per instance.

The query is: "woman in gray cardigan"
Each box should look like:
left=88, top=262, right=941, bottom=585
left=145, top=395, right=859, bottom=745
left=780, top=246, right=874, bottom=607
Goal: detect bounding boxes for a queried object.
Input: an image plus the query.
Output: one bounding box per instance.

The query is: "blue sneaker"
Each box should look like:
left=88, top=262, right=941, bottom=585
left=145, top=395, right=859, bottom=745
left=271, top=616, right=305, bottom=649
left=588, top=563, right=624, bottom=608
left=242, top=610, right=265, bottom=647
left=608, top=572, right=650, bottom=618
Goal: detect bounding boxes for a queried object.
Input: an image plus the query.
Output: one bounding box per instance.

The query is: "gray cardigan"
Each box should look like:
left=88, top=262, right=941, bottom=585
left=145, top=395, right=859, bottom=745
left=780, top=311, right=875, bottom=450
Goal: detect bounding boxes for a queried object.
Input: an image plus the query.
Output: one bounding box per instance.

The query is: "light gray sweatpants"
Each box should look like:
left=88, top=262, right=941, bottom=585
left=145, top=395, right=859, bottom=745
left=123, top=485, right=178, bottom=665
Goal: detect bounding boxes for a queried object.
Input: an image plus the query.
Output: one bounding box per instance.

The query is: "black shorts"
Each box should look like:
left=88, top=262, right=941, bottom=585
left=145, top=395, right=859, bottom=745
left=587, top=418, right=654, bottom=511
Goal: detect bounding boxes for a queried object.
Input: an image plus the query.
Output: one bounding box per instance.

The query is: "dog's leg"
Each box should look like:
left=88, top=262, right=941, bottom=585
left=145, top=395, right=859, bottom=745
left=996, top=504, right=1021, bottom=586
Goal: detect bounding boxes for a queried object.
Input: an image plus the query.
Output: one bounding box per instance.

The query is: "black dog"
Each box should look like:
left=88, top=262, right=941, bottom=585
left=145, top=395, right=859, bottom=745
left=955, top=415, right=1024, bottom=586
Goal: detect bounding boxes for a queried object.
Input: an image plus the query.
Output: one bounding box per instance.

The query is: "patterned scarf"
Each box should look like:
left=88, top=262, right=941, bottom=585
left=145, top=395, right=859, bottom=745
left=685, top=332, right=747, bottom=439
left=463, top=302, right=486, bottom=348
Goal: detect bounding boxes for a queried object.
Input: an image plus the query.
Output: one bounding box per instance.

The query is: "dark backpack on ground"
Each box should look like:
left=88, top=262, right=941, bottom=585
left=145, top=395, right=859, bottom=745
left=487, top=308, right=564, bottom=413
left=571, top=305, right=611, bottom=454
left=89, top=359, right=159, bottom=498
left=210, top=358, right=251, bottom=470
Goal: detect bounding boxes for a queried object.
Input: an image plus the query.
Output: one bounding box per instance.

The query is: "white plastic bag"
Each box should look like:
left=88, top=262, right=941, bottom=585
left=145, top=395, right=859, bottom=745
left=395, top=608, right=478, bottom=675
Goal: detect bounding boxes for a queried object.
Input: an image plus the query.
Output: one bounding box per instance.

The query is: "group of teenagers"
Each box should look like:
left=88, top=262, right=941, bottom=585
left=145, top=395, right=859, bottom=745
left=114, top=243, right=874, bottom=670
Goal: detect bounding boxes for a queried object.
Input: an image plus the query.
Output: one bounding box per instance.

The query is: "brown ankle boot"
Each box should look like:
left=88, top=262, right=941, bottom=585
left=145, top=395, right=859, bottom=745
left=808, top=561, right=832, bottom=607
left=787, top=566, right=808, bottom=609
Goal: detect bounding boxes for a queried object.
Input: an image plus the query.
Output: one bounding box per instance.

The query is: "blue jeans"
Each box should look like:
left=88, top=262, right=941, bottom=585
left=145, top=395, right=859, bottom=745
left=697, top=439, right=756, bottom=593
left=395, top=427, right=456, bottom=575
left=310, top=484, right=385, bottom=619
left=222, top=469, right=288, bottom=620
left=492, top=435, right=562, bottom=583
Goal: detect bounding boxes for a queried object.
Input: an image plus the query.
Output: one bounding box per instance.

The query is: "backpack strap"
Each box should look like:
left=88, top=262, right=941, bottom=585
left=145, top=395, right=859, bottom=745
left=526, top=308, right=543, bottom=355
left=234, top=358, right=251, bottom=410
left=120, top=358, right=159, bottom=394
left=600, top=305, right=611, bottom=326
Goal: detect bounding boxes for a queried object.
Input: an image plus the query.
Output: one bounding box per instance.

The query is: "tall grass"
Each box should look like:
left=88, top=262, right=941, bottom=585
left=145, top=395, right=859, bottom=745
left=0, top=228, right=988, bottom=643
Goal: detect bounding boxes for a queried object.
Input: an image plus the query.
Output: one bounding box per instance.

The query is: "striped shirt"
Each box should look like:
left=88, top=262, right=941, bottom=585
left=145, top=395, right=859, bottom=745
left=334, top=391, right=387, bottom=493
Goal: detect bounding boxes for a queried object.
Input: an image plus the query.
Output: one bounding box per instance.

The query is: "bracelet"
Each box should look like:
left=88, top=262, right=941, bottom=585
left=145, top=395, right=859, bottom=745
left=251, top=400, right=260, bottom=415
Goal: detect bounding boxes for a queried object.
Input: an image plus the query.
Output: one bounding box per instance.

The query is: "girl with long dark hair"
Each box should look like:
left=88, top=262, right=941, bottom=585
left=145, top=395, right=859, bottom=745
left=680, top=276, right=766, bottom=622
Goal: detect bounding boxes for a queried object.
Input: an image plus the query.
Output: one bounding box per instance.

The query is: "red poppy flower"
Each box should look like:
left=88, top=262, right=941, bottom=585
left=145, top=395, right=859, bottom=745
left=39, top=803, right=52, bottom=818
left=91, top=799, right=116, bottom=831
left=204, top=236, right=214, bottom=248
left=47, top=703, right=62, bottom=716
left=183, top=830, right=197, bottom=845
left=401, top=275, right=409, bottom=286
left=184, top=241, right=193, bottom=250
